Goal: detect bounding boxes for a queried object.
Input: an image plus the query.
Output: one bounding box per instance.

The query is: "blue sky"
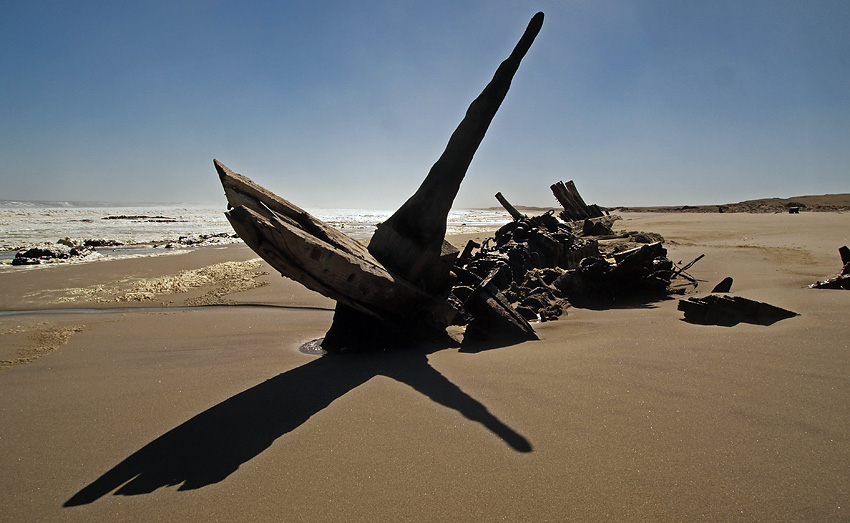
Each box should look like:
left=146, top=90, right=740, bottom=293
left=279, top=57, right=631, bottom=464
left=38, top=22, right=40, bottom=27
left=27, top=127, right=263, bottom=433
left=1, top=1, right=848, bottom=208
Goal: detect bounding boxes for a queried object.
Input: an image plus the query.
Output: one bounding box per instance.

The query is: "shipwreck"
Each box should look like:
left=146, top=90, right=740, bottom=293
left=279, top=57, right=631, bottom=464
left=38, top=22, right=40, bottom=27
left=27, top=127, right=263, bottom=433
left=217, top=13, right=545, bottom=352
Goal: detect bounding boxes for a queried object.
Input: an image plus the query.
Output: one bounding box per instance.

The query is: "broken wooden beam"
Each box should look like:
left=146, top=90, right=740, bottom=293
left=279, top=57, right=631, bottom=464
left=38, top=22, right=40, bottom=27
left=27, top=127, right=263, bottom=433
left=463, top=269, right=539, bottom=342
left=550, top=181, right=584, bottom=220
left=495, top=192, right=527, bottom=221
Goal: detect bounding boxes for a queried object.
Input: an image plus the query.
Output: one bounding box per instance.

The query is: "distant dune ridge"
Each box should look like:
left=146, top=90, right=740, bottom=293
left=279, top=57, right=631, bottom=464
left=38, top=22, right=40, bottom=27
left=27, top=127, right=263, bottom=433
left=613, top=193, right=850, bottom=213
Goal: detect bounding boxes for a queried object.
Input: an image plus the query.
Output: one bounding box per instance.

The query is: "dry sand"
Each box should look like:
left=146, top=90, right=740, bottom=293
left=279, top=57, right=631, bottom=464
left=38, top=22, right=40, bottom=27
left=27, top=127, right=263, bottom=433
left=1, top=212, right=848, bottom=521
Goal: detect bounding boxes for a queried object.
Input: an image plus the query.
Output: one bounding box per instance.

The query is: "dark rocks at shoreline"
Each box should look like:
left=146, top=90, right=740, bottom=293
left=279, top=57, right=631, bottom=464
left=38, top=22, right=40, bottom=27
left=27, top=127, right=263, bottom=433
left=159, top=232, right=239, bottom=249
left=12, top=244, right=95, bottom=265
left=101, top=215, right=179, bottom=222
left=83, top=239, right=124, bottom=247
left=176, top=232, right=238, bottom=245
left=6, top=232, right=241, bottom=266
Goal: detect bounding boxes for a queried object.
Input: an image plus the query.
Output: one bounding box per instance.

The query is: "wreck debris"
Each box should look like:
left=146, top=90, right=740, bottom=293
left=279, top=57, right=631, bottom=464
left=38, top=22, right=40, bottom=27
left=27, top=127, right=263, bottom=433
left=454, top=211, right=597, bottom=286
left=214, top=10, right=715, bottom=348
left=809, top=246, right=850, bottom=289
left=678, top=295, right=798, bottom=326
left=217, top=13, right=545, bottom=351
left=581, top=217, right=616, bottom=237
left=463, top=269, right=538, bottom=341
left=546, top=180, right=623, bottom=238
left=550, top=180, right=605, bottom=222
left=505, top=268, right=569, bottom=322
left=452, top=202, right=697, bottom=321
left=552, top=242, right=679, bottom=303
left=451, top=207, right=597, bottom=324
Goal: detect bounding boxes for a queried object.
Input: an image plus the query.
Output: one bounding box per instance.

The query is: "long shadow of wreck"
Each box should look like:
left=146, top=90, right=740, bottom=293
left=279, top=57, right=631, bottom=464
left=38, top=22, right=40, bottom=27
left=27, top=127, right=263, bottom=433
left=64, top=339, right=531, bottom=507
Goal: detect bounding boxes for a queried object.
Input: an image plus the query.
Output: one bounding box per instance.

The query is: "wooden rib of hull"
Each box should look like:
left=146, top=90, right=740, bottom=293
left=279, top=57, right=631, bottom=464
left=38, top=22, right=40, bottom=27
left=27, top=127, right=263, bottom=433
left=216, top=160, right=457, bottom=328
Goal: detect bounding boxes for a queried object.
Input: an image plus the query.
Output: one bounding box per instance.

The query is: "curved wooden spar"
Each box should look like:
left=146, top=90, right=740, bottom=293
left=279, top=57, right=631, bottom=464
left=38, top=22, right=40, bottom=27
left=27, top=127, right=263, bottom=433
left=368, top=12, right=544, bottom=294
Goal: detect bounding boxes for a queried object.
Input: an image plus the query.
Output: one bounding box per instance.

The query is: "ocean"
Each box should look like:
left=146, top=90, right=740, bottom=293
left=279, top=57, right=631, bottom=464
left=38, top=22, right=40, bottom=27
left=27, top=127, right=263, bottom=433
left=0, top=201, right=512, bottom=267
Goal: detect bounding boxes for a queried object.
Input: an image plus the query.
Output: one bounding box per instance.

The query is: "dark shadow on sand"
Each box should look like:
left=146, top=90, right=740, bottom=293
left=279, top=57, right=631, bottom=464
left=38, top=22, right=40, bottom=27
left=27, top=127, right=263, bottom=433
left=65, top=340, right=531, bottom=507
left=566, top=294, right=673, bottom=311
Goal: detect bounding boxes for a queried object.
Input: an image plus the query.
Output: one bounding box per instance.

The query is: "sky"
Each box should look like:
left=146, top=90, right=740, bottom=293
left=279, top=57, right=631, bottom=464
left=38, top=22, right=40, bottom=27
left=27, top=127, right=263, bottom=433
left=1, top=1, right=848, bottom=209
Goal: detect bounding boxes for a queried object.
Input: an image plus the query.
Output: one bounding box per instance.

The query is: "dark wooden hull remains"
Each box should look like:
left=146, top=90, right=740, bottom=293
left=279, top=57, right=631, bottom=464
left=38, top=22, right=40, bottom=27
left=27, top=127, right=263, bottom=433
left=216, top=160, right=458, bottom=329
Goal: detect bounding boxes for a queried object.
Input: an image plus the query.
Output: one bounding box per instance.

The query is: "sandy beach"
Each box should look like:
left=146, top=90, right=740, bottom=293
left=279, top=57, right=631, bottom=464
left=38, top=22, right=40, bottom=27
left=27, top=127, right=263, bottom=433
left=1, top=211, right=848, bottom=521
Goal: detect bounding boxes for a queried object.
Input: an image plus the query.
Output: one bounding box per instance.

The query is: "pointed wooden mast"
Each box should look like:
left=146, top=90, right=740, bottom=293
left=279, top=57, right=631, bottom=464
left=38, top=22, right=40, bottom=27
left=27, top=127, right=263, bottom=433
left=367, top=12, right=544, bottom=294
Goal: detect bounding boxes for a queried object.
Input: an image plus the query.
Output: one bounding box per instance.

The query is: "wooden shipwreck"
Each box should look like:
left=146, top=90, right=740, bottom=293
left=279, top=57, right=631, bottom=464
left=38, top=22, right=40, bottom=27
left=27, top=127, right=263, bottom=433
left=217, top=13, right=544, bottom=351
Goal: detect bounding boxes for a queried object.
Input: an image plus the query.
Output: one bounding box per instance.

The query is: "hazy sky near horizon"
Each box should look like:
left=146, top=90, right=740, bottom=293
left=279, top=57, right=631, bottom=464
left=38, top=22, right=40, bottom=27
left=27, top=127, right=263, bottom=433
left=1, top=1, right=848, bottom=209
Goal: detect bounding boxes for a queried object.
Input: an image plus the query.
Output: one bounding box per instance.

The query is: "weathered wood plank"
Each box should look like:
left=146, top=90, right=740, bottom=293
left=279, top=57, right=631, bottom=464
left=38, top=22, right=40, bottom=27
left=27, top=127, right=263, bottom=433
left=215, top=159, right=373, bottom=261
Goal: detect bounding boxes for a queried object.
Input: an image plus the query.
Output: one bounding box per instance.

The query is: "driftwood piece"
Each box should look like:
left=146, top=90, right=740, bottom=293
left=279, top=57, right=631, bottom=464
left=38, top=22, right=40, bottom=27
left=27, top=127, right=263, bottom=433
left=678, top=295, right=798, bottom=326
left=216, top=160, right=372, bottom=262
left=368, top=12, right=544, bottom=295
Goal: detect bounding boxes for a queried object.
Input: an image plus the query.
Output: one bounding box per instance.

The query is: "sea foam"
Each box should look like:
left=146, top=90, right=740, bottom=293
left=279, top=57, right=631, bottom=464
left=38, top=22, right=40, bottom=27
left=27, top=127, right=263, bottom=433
left=0, top=202, right=511, bottom=267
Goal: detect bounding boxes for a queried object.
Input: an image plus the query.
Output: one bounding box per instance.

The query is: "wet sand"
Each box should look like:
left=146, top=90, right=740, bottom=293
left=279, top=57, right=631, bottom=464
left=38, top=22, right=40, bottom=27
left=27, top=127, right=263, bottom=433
left=1, top=212, right=848, bottom=521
